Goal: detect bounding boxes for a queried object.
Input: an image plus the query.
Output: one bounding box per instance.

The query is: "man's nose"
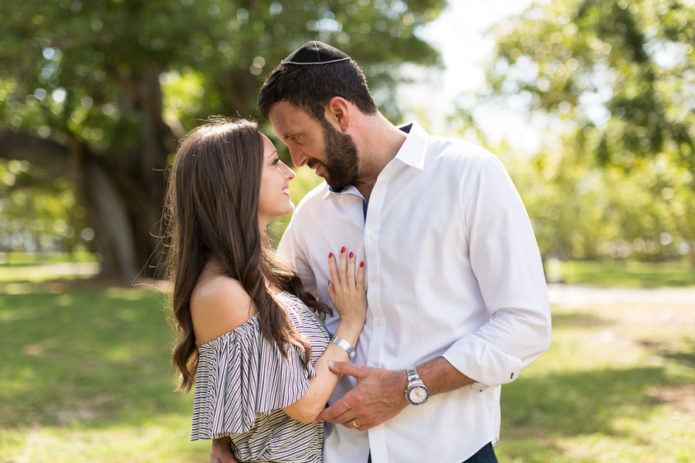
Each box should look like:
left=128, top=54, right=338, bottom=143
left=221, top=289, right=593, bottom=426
left=289, top=146, right=308, bottom=168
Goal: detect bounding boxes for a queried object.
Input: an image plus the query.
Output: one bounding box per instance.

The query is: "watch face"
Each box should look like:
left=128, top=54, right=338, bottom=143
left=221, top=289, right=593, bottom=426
left=408, top=385, right=428, bottom=404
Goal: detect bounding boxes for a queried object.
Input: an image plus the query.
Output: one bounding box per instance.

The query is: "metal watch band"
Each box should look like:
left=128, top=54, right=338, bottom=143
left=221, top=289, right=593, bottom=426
left=330, top=336, right=356, bottom=359
left=406, top=368, right=421, bottom=383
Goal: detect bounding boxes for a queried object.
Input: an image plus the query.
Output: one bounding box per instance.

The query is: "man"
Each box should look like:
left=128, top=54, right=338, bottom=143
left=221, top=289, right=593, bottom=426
left=212, top=41, right=551, bottom=463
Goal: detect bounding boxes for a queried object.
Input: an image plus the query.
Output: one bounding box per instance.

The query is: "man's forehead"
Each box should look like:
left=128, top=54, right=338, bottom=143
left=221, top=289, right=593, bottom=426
left=269, top=102, right=316, bottom=134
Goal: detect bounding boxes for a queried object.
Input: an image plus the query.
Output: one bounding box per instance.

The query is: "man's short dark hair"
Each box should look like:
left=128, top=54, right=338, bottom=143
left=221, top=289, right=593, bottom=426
left=258, top=59, right=378, bottom=121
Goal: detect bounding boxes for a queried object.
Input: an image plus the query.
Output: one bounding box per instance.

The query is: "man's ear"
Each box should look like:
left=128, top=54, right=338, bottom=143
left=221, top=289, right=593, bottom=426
left=325, top=97, right=351, bottom=132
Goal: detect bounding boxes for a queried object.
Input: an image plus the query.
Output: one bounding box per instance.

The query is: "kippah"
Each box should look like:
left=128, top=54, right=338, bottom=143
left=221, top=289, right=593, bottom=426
left=281, top=41, right=351, bottom=65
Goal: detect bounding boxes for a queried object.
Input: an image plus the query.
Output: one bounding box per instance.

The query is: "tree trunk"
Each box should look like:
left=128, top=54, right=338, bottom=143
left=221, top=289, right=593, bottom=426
left=80, top=157, right=139, bottom=281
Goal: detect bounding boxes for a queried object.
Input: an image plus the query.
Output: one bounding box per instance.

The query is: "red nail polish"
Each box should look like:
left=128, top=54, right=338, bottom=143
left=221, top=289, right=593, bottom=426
left=341, top=246, right=346, bottom=253
left=360, top=262, right=364, bottom=267
left=349, top=252, right=354, bottom=258
left=329, top=253, right=333, bottom=258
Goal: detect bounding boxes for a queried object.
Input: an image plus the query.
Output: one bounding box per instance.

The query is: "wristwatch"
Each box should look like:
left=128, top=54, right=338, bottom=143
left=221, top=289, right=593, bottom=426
left=404, top=368, right=429, bottom=405
left=330, top=336, right=356, bottom=360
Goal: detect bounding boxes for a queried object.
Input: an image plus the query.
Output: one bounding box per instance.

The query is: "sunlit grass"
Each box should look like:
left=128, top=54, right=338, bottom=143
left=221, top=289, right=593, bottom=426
left=0, top=252, right=100, bottom=282
left=0, top=263, right=99, bottom=283
left=1, top=251, right=98, bottom=265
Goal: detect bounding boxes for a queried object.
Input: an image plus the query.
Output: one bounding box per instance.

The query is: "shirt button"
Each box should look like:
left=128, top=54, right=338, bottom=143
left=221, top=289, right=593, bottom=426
left=375, top=320, right=383, bottom=327
left=369, top=276, right=376, bottom=283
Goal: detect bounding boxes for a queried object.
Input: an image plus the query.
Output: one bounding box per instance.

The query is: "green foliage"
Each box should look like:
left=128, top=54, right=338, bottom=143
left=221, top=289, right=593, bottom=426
left=0, top=0, right=445, bottom=138
left=487, top=0, right=695, bottom=264
left=0, top=160, right=91, bottom=254
left=504, top=142, right=691, bottom=262
left=0, top=0, right=446, bottom=276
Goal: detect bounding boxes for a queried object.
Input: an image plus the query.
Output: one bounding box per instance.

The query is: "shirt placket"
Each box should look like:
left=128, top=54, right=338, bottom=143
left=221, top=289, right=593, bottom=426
left=364, top=164, right=396, bottom=463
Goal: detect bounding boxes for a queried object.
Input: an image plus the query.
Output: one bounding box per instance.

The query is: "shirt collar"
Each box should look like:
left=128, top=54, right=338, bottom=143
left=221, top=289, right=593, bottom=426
left=393, top=121, right=428, bottom=170
left=321, top=121, right=429, bottom=200
left=322, top=184, right=363, bottom=200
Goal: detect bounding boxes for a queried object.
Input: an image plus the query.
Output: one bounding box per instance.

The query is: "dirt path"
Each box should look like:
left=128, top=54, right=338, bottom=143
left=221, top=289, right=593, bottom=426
left=547, top=283, right=695, bottom=307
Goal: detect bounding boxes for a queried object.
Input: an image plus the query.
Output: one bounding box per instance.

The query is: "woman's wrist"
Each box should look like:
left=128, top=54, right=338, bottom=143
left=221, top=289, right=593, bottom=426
left=333, top=320, right=363, bottom=346
left=329, top=336, right=356, bottom=360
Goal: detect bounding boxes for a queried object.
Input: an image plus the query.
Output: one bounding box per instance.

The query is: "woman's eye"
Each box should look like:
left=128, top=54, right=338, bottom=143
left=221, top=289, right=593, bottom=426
left=272, top=157, right=280, bottom=165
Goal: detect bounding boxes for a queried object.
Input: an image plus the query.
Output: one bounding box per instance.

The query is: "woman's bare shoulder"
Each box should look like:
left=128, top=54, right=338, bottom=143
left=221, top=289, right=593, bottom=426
left=190, top=274, right=256, bottom=345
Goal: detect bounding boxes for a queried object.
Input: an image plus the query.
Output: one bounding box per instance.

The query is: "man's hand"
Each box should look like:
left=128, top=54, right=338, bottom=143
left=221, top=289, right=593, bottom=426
left=210, top=437, right=237, bottom=463
left=316, top=361, right=408, bottom=431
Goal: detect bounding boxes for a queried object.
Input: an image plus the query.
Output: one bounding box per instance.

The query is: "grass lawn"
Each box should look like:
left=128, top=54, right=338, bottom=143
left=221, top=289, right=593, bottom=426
left=495, top=298, right=695, bottom=462
left=1, top=262, right=694, bottom=462
left=553, top=259, right=695, bottom=288
left=0, top=280, right=209, bottom=462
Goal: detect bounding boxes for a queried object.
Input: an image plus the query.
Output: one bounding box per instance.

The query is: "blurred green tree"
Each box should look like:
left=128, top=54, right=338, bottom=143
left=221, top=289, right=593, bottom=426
left=0, top=0, right=445, bottom=281
left=486, top=0, right=695, bottom=265
left=0, top=160, right=90, bottom=256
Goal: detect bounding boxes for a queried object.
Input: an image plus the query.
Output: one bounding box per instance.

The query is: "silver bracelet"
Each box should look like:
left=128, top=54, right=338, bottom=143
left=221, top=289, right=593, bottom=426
left=330, top=336, right=356, bottom=360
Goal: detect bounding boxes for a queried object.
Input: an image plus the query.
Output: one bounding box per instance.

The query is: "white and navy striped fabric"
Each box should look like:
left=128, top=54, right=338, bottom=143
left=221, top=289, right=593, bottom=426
left=191, top=291, right=331, bottom=462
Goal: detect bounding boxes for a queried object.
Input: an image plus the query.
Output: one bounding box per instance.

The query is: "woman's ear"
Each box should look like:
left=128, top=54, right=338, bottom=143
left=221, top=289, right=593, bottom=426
left=324, top=97, right=351, bottom=132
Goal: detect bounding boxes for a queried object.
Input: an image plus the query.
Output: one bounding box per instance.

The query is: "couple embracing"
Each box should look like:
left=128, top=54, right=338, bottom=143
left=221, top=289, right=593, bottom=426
left=163, top=41, right=551, bottom=463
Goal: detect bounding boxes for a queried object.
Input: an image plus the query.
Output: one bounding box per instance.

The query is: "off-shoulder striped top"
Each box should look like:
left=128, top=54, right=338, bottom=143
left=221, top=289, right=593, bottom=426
left=190, top=291, right=331, bottom=463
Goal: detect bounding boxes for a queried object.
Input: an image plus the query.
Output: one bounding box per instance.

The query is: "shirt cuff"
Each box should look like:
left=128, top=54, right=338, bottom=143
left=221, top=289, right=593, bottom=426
left=442, top=333, right=522, bottom=387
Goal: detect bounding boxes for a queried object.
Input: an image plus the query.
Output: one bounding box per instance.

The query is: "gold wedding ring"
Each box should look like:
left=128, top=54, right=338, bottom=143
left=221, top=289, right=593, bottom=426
left=352, top=419, right=359, bottom=428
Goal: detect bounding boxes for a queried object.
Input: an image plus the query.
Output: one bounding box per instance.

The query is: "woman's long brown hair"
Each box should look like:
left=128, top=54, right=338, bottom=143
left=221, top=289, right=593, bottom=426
left=162, top=118, right=331, bottom=392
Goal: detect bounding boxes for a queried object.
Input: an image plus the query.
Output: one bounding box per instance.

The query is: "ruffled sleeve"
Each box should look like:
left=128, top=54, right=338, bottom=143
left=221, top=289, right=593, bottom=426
left=190, top=315, right=316, bottom=440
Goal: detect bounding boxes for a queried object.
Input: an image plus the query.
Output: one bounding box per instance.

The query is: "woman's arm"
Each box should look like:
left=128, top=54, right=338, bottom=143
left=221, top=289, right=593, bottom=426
left=282, top=248, right=366, bottom=423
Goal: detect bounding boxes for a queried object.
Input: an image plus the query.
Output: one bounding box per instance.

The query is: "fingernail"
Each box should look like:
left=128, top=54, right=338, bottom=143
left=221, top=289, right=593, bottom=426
left=360, top=262, right=364, bottom=267
left=329, top=253, right=333, bottom=258
left=349, top=251, right=354, bottom=258
left=341, top=246, right=346, bottom=253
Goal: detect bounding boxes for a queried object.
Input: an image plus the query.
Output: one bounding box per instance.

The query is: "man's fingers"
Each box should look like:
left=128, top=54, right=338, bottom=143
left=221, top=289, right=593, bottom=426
left=317, top=388, right=361, bottom=421
left=328, top=360, right=369, bottom=378
left=339, top=416, right=372, bottom=431
left=324, top=407, right=354, bottom=424
left=317, top=399, right=348, bottom=422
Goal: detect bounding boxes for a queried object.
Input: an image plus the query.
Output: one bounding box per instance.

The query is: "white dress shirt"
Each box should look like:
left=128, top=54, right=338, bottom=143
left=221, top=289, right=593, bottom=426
left=277, top=122, right=551, bottom=463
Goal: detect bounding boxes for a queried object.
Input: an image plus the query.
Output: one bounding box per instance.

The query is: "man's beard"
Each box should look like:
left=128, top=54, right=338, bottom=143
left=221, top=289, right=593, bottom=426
left=318, top=118, right=359, bottom=191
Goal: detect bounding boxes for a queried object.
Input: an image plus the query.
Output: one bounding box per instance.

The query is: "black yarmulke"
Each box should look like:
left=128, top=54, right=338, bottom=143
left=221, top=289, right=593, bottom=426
left=281, top=41, right=351, bottom=65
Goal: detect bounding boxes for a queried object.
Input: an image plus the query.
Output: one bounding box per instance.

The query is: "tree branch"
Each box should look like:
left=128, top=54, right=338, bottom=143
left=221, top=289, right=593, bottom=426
left=0, top=128, right=70, bottom=175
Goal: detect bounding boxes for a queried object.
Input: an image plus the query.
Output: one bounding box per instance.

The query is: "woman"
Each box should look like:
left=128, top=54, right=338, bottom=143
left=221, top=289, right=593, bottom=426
left=163, top=118, right=366, bottom=462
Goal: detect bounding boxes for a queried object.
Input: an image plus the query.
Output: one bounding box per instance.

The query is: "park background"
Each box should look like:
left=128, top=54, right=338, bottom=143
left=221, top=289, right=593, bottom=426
left=1, top=0, right=693, bottom=461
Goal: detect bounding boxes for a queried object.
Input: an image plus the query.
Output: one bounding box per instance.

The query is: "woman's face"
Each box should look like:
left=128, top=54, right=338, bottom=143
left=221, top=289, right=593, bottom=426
left=258, top=135, right=296, bottom=227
